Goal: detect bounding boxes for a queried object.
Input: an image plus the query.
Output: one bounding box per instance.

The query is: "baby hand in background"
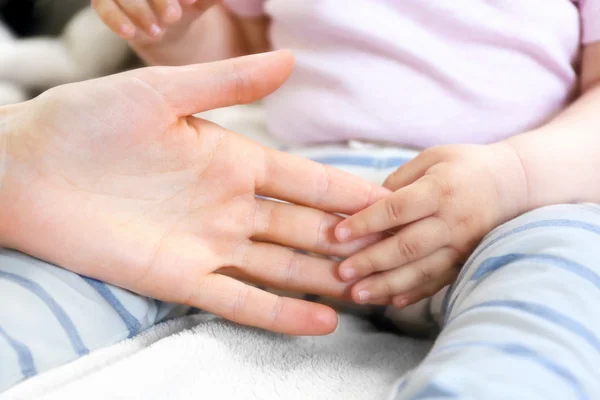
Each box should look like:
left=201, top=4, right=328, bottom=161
left=335, top=144, right=528, bottom=308
left=92, top=0, right=215, bottom=41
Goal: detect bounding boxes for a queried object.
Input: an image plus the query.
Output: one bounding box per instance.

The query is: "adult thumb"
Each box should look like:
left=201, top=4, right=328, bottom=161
left=132, top=50, right=294, bottom=117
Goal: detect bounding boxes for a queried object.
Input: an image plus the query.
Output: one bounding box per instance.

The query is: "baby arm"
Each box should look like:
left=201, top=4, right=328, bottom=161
left=502, top=43, right=600, bottom=210
left=334, top=41, right=600, bottom=307
left=93, top=0, right=270, bottom=66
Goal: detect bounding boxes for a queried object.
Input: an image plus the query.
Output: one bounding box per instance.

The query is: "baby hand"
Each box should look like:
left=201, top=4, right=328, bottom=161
left=92, top=0, right=215, bottom=40
left=335, top=144, right=528, bottom=308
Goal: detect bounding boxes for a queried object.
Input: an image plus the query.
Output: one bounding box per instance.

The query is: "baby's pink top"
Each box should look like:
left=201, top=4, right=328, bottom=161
left=224, top=0, right=600, bottom=148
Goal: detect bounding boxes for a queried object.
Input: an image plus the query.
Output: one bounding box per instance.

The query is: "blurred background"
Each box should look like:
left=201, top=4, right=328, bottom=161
left=0, top=0, right=88, bottom=36
left=0, top=0, right=136, bottom=105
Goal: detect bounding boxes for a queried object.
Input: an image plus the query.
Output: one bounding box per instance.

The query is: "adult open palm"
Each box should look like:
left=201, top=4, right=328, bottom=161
left=0, top=51, right=387, bottom=335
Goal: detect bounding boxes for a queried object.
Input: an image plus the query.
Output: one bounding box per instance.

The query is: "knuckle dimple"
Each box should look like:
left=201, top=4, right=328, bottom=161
left=379, top=279, right=395, bottom=298
left=231, top=285, right=251, bottom=321
left=385, top=198, right=402, bottom=222
left=396, top=240, right=419, bottom=262
left=414, top=264, right=434, bottom=285
left=282, top=251, right=298, bottom=291
left=358, top=256, right=377, bottom=275
left=454, top=214, right=473, bottom=232
left=268, top=297, right=284, bottom=329
left=436, top=177, right=453, bottom=201
left=315, top=213, right=330, bottom=253
left=314, top=164, right=331, bottom=206
left=229, top=60, right=253, bottom=104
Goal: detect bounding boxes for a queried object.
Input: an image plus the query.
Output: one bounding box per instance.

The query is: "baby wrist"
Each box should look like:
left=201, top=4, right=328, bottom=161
left=487, top=141, right=531, bottom=219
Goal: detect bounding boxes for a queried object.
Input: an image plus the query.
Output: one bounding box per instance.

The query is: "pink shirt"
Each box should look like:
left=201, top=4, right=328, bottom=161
left=225, top=0, right=600, bottom=148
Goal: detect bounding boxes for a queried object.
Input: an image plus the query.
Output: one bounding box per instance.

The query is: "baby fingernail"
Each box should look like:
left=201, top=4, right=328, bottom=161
left=149, top=24, right=161, bottom=37
left=394, top=298, right=408, bottom=308
left=340, top=267, right=356, bottom=281
left=337, top=227, right=351, bottom=241
left=120, top=24, right=135, bottom=37
left=164, top=5, right=180, bottom=21
left=358, top=290, right=371, bottom=303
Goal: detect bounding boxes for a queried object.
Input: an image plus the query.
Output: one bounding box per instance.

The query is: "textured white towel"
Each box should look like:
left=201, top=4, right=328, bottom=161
left=4, top=313, right=431, bottom=400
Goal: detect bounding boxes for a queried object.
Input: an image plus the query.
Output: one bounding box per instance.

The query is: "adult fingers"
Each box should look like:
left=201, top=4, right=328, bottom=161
left=132, top=51, right=294, bottom=117
left=187, top=273, right=338, bottom=335
left=255, top=149, right=390, bottom=215
left=338, top=217, right=451, bottom=281
left=251, top=199, right=385, bottom=258
left=228, top=241, right=352, bottom=299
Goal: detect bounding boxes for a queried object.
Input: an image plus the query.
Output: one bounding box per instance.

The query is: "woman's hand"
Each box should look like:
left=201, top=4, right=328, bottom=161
left=0, top=51, right=387, bottom=335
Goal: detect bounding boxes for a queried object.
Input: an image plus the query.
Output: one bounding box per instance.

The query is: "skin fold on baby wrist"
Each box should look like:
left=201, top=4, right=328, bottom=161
left=487, top=140, right=531, bottom=220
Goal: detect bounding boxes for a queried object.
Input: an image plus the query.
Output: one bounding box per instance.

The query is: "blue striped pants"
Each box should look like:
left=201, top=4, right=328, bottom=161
left=2, top=144, right=600, bottom=399
left=389, top=203, right=600, bottom=400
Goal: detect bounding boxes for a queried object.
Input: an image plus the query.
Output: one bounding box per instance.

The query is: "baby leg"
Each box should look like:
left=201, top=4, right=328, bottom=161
left=389, top=204, right=600, bottom=399
left=0, top=249, right=184, bottom=392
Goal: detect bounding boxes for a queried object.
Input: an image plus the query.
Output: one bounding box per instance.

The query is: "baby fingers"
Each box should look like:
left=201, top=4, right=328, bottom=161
left=151, top=0, right=182, bottom=24
left=338, top=216, right=451, bottom=281
left=349, top=248, right=459, bottom=303
left=115, top=0, right=162, bottom=38
left=335, top=176, right=442, bottom=242
left=93, top=0, right=137, bottom=38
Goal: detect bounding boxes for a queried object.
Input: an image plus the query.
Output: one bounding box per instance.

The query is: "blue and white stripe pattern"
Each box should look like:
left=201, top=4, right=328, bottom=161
left=391, top=204, right=600, bottom=400
left=0, top=251, right=180, bottom=392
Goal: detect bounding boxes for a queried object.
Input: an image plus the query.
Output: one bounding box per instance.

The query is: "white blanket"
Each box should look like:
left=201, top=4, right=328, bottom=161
left=5, top=313, right=431, bottom=400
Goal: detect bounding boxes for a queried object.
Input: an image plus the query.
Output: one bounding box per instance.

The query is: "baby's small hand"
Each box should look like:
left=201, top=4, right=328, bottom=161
left=335, top=144, right=528, bottom=308
left=92, top=0, right=213, bottom=40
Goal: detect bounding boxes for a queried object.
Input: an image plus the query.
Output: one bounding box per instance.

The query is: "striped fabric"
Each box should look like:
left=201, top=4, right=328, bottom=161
left=390, top=204, right=600, bottom=400
left=2, top=143, right=599, bottom=400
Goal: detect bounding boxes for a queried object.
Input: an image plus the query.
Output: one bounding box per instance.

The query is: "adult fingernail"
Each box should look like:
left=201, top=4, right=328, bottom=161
left=358, top=290, right=371, bottom=303
left=316, top=309, right=337, bottom=328
left=339, top=267, right=356, bottom=281
left=336, top=227, right=351, bottom=242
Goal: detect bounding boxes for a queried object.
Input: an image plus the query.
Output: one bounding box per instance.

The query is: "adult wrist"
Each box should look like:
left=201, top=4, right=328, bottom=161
left=0, top=102, right=30, bottom=248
